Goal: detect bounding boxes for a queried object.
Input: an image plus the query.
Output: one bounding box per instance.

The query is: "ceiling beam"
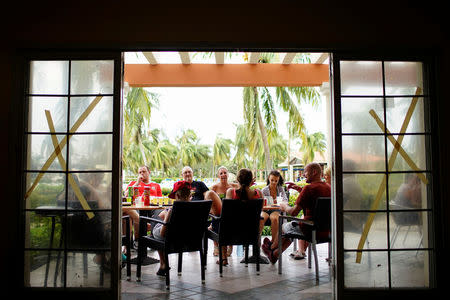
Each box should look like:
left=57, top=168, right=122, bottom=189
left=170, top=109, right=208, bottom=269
left=142, top=52, right=158, bottom=65
left=312, top=53, right=329, bottom=64
left=282, top=53, right=297, bottom=65
left=249, top=52, right=260, bottom=64
left=179, top=52, right=191, bottom=64
left=124, top=64, right=330, bottom=87
left=215, top=52, right=225, bottom=64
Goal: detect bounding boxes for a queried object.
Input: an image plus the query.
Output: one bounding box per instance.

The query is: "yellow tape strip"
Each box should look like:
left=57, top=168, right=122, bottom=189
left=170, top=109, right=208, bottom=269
left=25, top=96, right=103, bottom=199
left=355, top=88, right=422, bottom=263
left=45, top=110, right=94, bottom=219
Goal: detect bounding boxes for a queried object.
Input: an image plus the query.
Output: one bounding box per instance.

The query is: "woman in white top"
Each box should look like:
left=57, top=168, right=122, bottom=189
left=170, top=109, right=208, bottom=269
left=261, top=170, right=288, bottom=251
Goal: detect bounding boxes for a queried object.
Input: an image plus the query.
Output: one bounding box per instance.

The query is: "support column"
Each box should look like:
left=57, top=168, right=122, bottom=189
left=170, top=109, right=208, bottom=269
left=320, top=82, right=332, bottom=166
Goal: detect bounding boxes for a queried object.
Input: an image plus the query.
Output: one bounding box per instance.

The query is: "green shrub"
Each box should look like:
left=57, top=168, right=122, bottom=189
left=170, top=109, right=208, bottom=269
left=161, top=187, right=171, bottom=196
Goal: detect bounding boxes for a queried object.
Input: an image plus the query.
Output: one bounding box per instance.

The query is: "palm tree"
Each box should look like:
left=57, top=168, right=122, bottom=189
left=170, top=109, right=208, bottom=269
left=146, top=129, right=177, bottom=176
left=176, top=129, right=211, bottom=169
left=122, top=87, right=159, bottom=170
left=299, top=131, right=326, bottom=165
left=211, top=134, right=233, bottom=176
left=242, top=52, right=320, bottom=174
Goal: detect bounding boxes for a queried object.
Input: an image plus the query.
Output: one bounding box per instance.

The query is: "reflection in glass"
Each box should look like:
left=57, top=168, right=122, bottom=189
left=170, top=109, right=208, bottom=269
left=390, top=211, right=427, bottom=249
left=29, top=61, right=69, bottom=95
left=25, top=172, right=65, bottom=209
left=66, top=211, right=111, bottom=250
left=340, top=61, right=383, bottom=96
left=27, top=134, right=67, bottom=171
left=71, top=60, right=114, bottom=95
left=385, top=62, right=424, bottom=96
left=344, top=251, right=389, bottom=287
left=391, top=250, right=429, bottom=287
left=28, top=97, right=68, bottom=132
left=389, top=173, right=429, bottom=210
left=68, top=134, right=112, bottom=171
left=344, top=212, right=387, bottom=250
left=342, top=136, right=386, bottom=172
left=70, top=96, right=113, bottom=132
left=66, top=251, right=111, bottom=287
left=25, top=250, right=64, bottom=287
left=341, top=97, right=384, bottom=133
left=387, top=134, right=427, bottom=172
left=386, top=97, right=426, bottom=134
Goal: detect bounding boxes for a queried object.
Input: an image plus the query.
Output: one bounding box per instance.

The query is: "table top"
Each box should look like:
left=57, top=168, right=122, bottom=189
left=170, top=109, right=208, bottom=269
left=122, top=203, right=281, bottom=212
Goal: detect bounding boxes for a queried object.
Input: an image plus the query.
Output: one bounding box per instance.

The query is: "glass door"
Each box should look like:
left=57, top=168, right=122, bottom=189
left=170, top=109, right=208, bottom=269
left=332, top=54, right=436, bottom=298
left=21, top=53, right=122, bottom=298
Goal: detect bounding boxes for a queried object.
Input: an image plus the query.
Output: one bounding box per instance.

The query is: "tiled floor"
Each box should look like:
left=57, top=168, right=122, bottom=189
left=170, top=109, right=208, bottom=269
left=121, top=239, right=333, bottom=300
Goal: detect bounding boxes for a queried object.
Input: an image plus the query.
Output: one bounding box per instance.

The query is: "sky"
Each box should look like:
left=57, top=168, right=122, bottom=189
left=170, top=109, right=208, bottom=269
left=124, top=51, right=328, bottom=147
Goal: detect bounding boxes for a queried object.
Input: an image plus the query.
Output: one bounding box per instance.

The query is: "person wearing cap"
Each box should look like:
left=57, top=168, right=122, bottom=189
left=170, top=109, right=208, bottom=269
left=152, top=180, right=192, bottom=276
left=180, top=166, right=222, bottom=217
left=123, top=165, right=162, bottom=248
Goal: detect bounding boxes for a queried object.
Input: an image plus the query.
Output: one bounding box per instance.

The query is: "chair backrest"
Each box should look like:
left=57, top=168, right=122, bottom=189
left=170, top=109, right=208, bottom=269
left=165, top=200, right=212, bottom=253
left=218, top=198, right=263, bottom=245
left=312, top=197, right=331, bottom=232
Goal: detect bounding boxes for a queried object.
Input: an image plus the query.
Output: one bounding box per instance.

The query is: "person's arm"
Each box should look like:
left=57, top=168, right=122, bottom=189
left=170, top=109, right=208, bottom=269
left=225, top=187, right=234, bottom=199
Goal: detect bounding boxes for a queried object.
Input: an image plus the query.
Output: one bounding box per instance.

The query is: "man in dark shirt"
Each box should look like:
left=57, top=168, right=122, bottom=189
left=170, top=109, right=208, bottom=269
left=177, top=166, right=222, bottom=216
left=262, top=162, right=331, bottom=263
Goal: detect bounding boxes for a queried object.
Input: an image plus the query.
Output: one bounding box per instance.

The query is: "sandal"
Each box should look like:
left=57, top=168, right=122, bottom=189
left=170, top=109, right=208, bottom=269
left=156, top=267, right=171, bottom=276
left=216, top=258, right=228, bottom=266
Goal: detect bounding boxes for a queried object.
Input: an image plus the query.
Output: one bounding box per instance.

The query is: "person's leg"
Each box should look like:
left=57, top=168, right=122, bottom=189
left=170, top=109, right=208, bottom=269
left=204, top=190, right=222, bottom=216
left=269, top=211, right=280, bottom=250
left=260, top=211, right=269, bottom=234
left=125, top=210, right=140, bottom=240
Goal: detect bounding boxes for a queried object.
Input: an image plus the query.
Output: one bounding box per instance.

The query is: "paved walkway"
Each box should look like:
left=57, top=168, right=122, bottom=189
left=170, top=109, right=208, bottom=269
left=121, top=239, right=332, bottom=299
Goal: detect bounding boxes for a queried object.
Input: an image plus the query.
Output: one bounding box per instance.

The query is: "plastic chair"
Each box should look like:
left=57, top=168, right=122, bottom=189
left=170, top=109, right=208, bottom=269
left=278, top=196, right=331, bottom=280
left=136, top=200, right=212, bottom=289
left=206, top=198, right=263, bottom=277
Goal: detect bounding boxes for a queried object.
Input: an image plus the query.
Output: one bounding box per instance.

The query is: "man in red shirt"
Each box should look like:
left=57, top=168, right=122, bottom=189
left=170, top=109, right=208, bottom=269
left=262, top=162, right=331, bottom=263
left=124, top=166, right=162, bottom=247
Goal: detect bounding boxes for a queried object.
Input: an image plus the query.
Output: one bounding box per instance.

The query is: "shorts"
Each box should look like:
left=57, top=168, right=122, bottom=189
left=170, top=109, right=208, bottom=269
left=282, top=221, right=303, bottom=237
left=152, top=223, right=165, bottom=241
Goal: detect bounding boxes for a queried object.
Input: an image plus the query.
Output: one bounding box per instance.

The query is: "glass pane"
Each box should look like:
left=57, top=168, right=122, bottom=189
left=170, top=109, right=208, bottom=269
left=340, top=61, right=383, bottom=96
left=386, top=97, right=426, bottom=134
left=27, top=134, right=67, bottom=171
left=66, top=251, right=111, bottom=287
left=29, top=61, right=69, bottom=95
left=71, top=60, right=114, bottom=95
left=389, top=173, right=429, bottom=210
left=25, top=250, right=64, bottom=287
left=344, top=251, right=389, bottom=287
left=344, top=212, right=387, bottom=250
left=341, top=97, right=384, bottom=133
left=25, top=172, right=65, bottom=209
left=385, top=62, right=424, bottom=96
left=28, top=97, right=68, bottom=132
left=64, top=173, right=111, bottom=210
left=387, top=134, right=428, bottom=171
left=342, top=136, right=386, bottom=172
left=66, top=211, right=111, bottom=250
left=70, top=96, right=113, bottom=132
left=391, top=250, right=430, bottom=287
left=390, top=211, right=427, bottom=249
left=344, top=174, right=386, bottom=211
left=27, top=211, right=64, bottom=249
left=68, top=134, right=112, bottom=171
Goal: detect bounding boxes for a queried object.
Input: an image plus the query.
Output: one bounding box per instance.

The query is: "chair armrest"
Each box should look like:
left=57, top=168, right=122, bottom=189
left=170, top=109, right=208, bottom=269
left=140, top=215, right=167, bottom=226
left=278, top=215, right=315, bottom=226
left=209, top=214, right=221, bottom=220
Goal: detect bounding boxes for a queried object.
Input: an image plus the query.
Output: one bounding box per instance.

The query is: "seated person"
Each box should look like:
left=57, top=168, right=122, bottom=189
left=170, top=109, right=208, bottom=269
left=180, top=166, right=222, bottom=217
left=393, top=173, right=422, bottom=224
left=210, top=166, right=239, bottom=256
left=263, top=162, right=331, bottom=263
left=222, top=168, right=263, bottom=266
left=123, top=165, right=162, bottom=248
left=153, top=180, right=192, bottom=276
left=261, top=170, right=288, bottom=253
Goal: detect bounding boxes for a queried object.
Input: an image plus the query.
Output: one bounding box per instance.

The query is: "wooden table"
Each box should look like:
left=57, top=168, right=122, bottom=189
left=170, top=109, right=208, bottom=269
left=121, top=204, right=171, bottom=212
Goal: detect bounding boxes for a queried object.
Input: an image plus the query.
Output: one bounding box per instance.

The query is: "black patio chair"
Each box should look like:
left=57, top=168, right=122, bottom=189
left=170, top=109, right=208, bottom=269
left=278, top=196, right=331, bottom=281
left=206, top=198, right=263, bottom=277
left=136, top=200, right=212, bottom=289
left=122, top=215, right=131, bottom=281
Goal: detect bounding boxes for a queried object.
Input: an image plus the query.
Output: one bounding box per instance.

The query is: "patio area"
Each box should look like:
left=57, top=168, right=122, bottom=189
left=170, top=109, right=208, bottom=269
left=121, top=239, right=333, bottom=300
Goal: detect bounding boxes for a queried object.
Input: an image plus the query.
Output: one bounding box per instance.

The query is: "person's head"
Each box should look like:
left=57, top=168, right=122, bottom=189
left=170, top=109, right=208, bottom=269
left=324, top=166, right=332, bottom=184
left=181, top=166, right=193, bottom=183
left=217, top=166, right=229, bottom=181
left=236, top=168, right=254, bottom=200
left=168, top=180, right=192, bottom=201
left=138, top=165, right=150, bottom=183
left=304, top=163, right=322, bottom=183
left=266, top=170, right=284, bottom=187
